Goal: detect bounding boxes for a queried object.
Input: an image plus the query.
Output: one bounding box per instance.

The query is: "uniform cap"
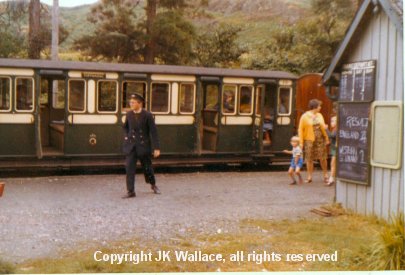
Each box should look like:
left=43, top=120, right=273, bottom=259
left=130, top=93, right=145, bottom=102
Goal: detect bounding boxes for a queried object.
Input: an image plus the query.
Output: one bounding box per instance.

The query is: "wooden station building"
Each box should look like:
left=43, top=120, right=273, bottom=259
left=322, top=0, right=403, bottom=219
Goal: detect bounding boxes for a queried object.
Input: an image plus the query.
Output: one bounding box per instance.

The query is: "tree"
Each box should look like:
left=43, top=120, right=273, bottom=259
left=195, top=24, right=244, bottom=68
left=0, top=2, right=26, bottom=58
left=143, top=0, right=193, bottom=64
left=150, top=10, right=195, bottom=65
left=0, top=1, right=68, bottom=59
left=39, top=13, right=69, bottom=58
left=0, top=31, right=25, bottom=58
left=249, top=0, right=356, bottom=74
left=74, top=0, right=143, bottom=62
left=28, top=3, right=69, bottom=59
left=144, top=0, right=157, bottom=64
left=75, top=0, right=198, bottom=65
left=28, top=0, right=41, bottom=59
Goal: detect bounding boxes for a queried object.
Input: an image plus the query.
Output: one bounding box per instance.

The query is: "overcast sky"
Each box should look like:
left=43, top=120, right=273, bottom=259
left=40, top=0, right=98, bottom=7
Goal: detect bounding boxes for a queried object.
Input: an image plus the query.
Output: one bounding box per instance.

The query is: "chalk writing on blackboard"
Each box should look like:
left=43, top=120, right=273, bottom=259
left=337, top=103, right=370, bottom=184
left=339, top=71, right=353, bottom=101
left=339, top=60, right=376, bottom=102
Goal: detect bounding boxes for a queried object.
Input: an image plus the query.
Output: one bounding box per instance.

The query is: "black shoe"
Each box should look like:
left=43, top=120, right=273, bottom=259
left=122, top=192, right=136, bottom=199
left=151, top=185, right=161, bottom=194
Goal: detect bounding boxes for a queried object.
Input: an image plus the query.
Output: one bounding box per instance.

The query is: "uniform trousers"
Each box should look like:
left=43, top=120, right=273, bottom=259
left=125, top=149, right=156, bottom=193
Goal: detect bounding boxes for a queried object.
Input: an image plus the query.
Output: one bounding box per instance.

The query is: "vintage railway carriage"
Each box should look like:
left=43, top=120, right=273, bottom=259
left=0, top=59, right=297, bottom=168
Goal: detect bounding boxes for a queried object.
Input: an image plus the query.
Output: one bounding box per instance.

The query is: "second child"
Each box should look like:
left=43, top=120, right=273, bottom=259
left=326, top=116, right=337, bottom=186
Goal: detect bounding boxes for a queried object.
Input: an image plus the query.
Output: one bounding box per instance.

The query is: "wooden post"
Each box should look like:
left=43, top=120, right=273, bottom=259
left=51, top=0, right=59, bottom=61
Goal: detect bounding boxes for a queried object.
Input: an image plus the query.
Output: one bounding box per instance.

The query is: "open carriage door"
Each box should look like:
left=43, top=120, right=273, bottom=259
left=37, top=70, right=66, bottom=157
left=200, top=77, right=220, bottom=152
left=34, top=73, right=42, bottom=159
left=253, top=85, right=265, bottom=154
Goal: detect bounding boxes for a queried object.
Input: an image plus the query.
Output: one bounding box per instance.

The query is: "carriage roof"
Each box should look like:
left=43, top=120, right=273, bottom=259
left=0, top=58, right=297, bottom=80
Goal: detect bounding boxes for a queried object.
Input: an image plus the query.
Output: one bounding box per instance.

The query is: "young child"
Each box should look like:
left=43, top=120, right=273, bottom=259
left=326, top=116, right=337, bottom=186
left=283, top=136, right=304, bottom=185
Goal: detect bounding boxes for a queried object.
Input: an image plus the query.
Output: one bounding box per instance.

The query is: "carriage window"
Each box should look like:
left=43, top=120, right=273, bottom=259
left=68, top=80, right=86, bottom=112
left=151, top=83, right=170, bottom=113
left=256, top=86, right=263, bottom=115
left=278, top=87, right=292, bottom=115
left=16, top=78, right=34, bottom=111
left=122, top=81, right=146, bottom=112
left=222, top=85, right=237, bottom=115
left=52, top=80, right=65, bottom=109
left=0, top=77, right=11, bottom=111
left=97, top=81, right=118, bottom=113
left=239, top=86, right=253, bottom=115
left=204, top=85, right=218, bottom=110
left=179, top=83, right=195, bottom=114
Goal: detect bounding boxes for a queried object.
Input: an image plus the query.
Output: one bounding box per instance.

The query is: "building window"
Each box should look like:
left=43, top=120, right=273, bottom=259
left=0, top=77, right=11, bottom=112
left=15, top=78, right=34, bottom=112
left=278, top=87, right=292, bottom=115
left=97, top=80, right=118, bottom=113
left=52, top=80, right=65, bottom=109
left=68, top=80, right=86, bottom=113
left=122, top=81, right=146, bottom=112
left=222, top=85, right=237, bottom=115
left=239, top=86, right=253, bottom=115
left=151, top=82, right=170, bottom=114
left=179, top=83, right=195, bottom=114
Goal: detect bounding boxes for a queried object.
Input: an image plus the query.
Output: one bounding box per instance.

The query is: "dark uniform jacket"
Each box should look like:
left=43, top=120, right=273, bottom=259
left=122, top=109, right=160, bottom=156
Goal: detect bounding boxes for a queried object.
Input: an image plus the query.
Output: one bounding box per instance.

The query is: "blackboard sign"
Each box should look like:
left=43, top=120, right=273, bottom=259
left=337, top=103, right=371, bottom=185
left=339, top=60, right=376, bottom=102
left=339, top=71, right=353, bottom=101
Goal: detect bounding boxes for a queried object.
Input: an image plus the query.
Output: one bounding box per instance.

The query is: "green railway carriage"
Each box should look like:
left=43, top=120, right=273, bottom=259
left=0, top=59, right=297, bottom=169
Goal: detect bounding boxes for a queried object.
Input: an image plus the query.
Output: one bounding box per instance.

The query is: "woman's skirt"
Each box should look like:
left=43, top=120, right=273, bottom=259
left=304, top=125, right=327, bottom=161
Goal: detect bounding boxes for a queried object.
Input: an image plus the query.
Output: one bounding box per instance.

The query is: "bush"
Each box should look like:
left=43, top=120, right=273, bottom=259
left=359, top=213, right=405, bottom=270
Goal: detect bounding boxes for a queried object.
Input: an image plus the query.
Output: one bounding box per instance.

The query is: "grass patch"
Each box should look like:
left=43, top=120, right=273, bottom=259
left=0, top=258, right=15, bottom=274
left=15, top=212, right=402, bottom=273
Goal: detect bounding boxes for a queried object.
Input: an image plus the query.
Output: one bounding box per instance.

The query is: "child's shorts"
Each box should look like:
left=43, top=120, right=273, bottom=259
left=290, top=158, right=304, bottom=169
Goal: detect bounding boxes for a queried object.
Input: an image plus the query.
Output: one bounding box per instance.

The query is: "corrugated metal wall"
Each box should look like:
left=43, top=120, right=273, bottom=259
left=336, top=10, right=404, bottom=219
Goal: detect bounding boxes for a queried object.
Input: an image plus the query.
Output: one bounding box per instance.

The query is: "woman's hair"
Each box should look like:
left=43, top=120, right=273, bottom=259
left=308, top=99, right=322, bottom=110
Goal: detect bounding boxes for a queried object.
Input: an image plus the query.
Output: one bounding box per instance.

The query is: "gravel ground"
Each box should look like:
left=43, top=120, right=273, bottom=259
left=0, top=170, right=333, bottom=263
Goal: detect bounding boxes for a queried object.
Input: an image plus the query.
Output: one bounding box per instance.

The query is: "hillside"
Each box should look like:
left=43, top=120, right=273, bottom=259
left=0, top=0, right=356, bottom=72
left=56, top=0, right=312, bottom=53
left=0, top=0, right=313, bottom=55
left=194, top=0, right=312, bottom=54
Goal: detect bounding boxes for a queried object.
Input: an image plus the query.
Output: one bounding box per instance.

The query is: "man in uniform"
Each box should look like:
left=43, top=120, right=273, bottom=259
left=122, top=94, right=161, bottom=198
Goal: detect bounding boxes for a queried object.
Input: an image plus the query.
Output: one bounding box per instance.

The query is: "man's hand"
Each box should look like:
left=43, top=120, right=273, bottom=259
left=153, top=150, right=161, bottom=158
